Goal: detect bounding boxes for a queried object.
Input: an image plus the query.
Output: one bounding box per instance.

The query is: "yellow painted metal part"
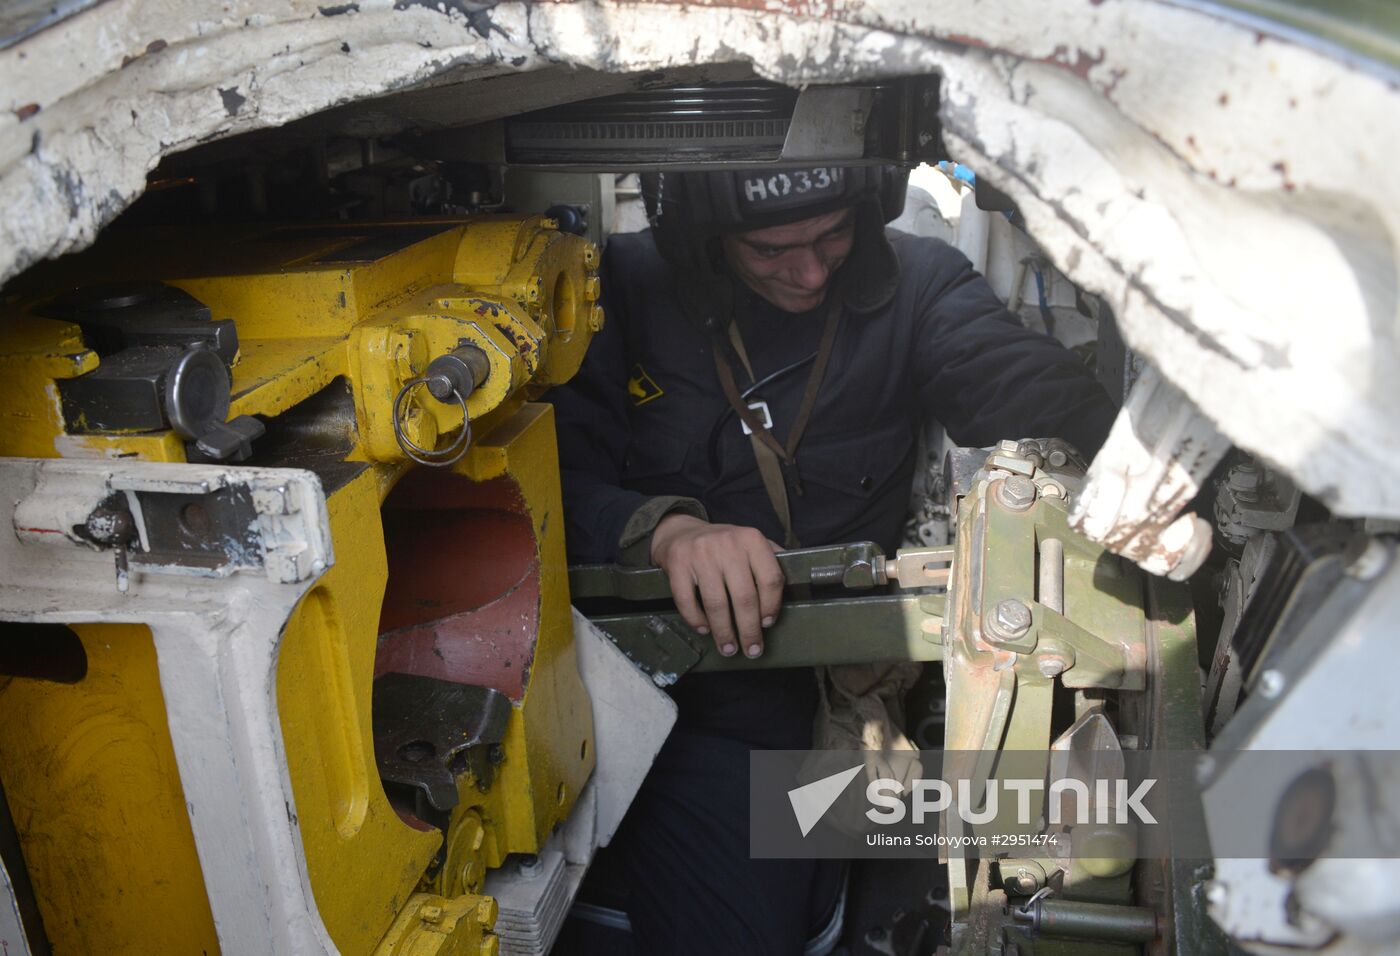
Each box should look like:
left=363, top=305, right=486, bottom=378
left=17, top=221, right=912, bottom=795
left=0, top=215, right=602, bottom=466
left=375, top=892, right=500, bottom=956
left=0, top=624, right=220, bottom=954
left=274, top=401, right=594, bottom=953
left=445, top=402, right=595, bottom=859
left=278, top=467, right=443, bottom=955
left=0, top=315, right=98, bottom=458
left=0, top=216, right=601, bottom=952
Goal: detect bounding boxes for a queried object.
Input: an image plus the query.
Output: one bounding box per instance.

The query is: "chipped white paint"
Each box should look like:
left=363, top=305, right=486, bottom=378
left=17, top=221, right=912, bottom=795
left=1, top=0, right=1397, bottom=521
left=12, top=459, right=332, bottom=582
left=0, top=458, right=336, bottom=954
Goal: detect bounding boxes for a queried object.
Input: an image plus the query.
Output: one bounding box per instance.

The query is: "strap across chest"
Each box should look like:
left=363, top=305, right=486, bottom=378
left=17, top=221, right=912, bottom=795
left=710, top=296, right=843, bottom=548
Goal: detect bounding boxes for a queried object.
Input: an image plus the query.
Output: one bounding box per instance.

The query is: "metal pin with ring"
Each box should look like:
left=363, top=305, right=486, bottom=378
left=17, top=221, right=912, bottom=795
left=392, top=346, right=490, bottom=467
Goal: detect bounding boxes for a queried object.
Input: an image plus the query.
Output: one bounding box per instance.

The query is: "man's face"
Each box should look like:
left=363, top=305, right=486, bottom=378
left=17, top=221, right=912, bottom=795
left=722, top=207, right=856, bottom=313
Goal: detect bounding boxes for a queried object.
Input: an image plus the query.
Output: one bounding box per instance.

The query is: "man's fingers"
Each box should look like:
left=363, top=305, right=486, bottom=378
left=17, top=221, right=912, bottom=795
left=695, top=564, right=739, bottom=656
left=652, top=521, right=786, bottom=660
left=747, top=543, right=785, bottom=629
left=665, top=562, right=710, bottom=638
left=721, top=560, right=764, bottom=657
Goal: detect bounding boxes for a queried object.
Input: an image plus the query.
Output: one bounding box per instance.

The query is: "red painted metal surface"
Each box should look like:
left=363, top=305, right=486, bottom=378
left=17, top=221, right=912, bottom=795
left=376, top=470, right=539, bottom=700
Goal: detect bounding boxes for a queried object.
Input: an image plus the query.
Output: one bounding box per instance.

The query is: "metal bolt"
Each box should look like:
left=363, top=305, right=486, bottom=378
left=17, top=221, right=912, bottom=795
left=1047, top=449, right=1069, bottom=468
left=1014, top=869, right=1040, bottom=894
left=1257, top=669, right=1286, bottom=699
left=1038, top=656, right=1066, bottom=678
left=516, top=854, right=543, bottom=879
left=986, top=599, right=1032, bottom=643
left=1227, top=462, right=1261, bottom=493
left=85, top=506, right=136, bottom=545
left=997, top=476, right=1037, bottom=511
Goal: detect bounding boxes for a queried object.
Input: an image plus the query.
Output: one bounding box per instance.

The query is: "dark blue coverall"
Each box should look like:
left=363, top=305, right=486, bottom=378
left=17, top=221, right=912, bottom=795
left=549, top=228, right=1117, bottom=954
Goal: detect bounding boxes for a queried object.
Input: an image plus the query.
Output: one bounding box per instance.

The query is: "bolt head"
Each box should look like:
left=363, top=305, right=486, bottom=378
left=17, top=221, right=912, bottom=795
left=988, top=599, right=1032, bottom=642
left=998, top=475, right=1037, bottom=510
left=1014, top=871, right=1039, bottom=894
left=1038, top=657, right=1066, bottom=678
left=1047, top=449, right=1069, bottom=468
left=85, top=507, right=135, bottom=544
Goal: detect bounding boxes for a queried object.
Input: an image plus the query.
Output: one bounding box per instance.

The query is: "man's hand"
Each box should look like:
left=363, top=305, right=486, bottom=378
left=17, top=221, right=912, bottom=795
left=650, top=514, right=784, bottom=658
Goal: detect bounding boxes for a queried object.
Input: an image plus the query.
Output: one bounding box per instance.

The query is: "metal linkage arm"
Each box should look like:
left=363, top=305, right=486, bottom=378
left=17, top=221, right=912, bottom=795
left=569, top=542, right=952, bottom=686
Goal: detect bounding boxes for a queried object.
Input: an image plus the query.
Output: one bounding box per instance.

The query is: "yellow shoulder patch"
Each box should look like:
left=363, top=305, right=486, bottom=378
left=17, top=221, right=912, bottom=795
left=627, top=363, right=664, bottom=406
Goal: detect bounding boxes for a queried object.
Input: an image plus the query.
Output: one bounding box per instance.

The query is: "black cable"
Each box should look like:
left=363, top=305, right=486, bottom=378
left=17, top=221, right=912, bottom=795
left=704, top=350, right=818, bottom=475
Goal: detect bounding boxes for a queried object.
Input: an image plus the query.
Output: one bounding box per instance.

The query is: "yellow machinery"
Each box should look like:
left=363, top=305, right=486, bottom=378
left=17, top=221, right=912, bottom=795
left=0, top=215, right=602, bottom=954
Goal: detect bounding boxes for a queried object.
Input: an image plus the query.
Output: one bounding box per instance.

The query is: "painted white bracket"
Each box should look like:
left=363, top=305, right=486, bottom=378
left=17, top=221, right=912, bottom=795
left=0, top=457, right=337, bottom=954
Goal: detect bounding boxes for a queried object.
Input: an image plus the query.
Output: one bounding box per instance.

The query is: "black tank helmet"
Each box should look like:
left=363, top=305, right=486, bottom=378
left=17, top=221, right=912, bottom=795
left=642, top=165, right=910, bottom=331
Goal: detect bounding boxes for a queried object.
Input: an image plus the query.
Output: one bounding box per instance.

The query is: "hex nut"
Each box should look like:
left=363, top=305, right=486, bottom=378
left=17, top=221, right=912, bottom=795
left=997, top=475, right=1037, bottom=511
left=986, top=599, right=1032, bottom=643
left=1228, top=463, right=1261, bottom=493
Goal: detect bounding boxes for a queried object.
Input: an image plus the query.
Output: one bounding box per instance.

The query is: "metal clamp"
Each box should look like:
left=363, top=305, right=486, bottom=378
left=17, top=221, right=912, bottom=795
left=393, top=374, right=472, bottom=468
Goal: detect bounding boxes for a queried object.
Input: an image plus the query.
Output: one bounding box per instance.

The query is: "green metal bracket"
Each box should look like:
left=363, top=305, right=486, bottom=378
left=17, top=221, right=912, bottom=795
left=588, top=593, right=940, bottom=676
left=569, top=541, right=890, bottom=602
